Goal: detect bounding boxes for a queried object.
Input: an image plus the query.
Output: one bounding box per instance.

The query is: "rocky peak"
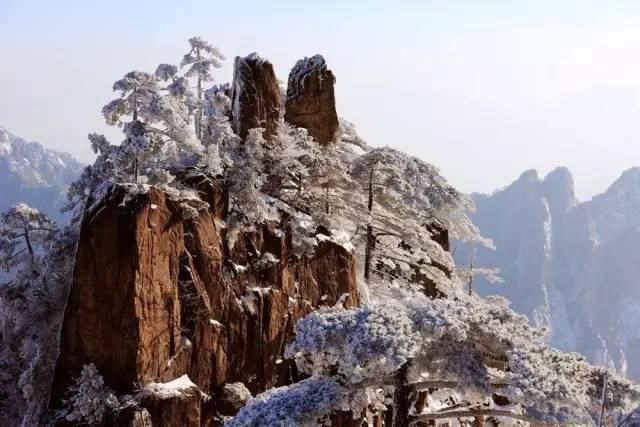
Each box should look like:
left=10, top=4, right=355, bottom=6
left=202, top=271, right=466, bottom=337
left=49, top=173, right=359, bottom=425
left=493, top=168, right=576, bottom=220
left=231, top=53, right=281, bottom=140
left=511, top=169, right=540, bottom=188
left=604, top=166, right=640, bottom=196
left=542, top=167, right=576, bottom=219
left=581, top=167, right=640, bottom=243
left=285, top=55, right=339, bottom=145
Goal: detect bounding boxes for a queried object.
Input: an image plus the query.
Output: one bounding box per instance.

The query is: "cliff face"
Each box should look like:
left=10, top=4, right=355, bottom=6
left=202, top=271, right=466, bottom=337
left=455, top=167, right=640, bottom=379
left=231, top=53, right=281, bottom=140
left=50, top=175, right=359, bottom=425
left=285, top=55, right=339, bottom=145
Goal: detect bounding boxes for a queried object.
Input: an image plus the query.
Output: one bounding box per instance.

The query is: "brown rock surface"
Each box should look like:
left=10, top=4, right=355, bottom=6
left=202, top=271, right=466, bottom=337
left=425, top=219, right=450, bottom=252
left=230, top=53, right=281, bottom=140
left=285, top=55, right=339, bottom=144
left=51, top=186, right=184, bottom=398
left=50, top=173, right=359, bottom=425
left=140, top=388, right=201, bottom=427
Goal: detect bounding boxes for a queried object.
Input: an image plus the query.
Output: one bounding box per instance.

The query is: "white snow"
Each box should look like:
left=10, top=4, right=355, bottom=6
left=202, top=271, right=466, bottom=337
left=287, top=55, right=329, bottom=100
left=316, top=230, right=354, bottom=252
left=231, top=262, right=247, bottom=273
left=138, top=375, right=199, bottom=400
left=209, top=318, right=224, bottom=328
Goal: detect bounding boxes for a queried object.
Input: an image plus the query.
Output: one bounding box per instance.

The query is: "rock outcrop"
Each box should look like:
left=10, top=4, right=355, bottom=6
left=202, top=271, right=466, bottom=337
left=285, top=55, right=339, bottom=145
left=50, top=173, right=359, bottom=425
left=425, top=219, right=450, bottom=252
left=230, top=53, right=281, bottom=140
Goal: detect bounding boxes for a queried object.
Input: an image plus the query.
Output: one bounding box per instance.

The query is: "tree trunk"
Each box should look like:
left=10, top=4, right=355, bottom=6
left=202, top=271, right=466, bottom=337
left=367, top=167, right=374, bottom=211
left=364, top=225, right=373, bottom=281
left=196, top=76, right=202, bottom=140
left=325, top=186, right=330, bottom=214
left=133, top=156, right=139, bottom=183
left=132, top=87, right=138, bottom=122
left=23, top=227, right=34, bottom=264
left=364, top=166, right=375, bottom=281
left=598, top=370, right=608, bottom=427
left=392, top=362, right=411, bottom=427
left=468, top=248, right=475, bottom=296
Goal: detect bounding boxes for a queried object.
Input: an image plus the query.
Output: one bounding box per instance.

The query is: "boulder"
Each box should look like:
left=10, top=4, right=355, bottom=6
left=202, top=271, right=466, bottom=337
left=137, top=376, right=202, bottom=427
left=214, top=382, right=252, bottom=416
left=285, top=55, right=338, bottom=145
left=230, top=53, right=281, bottom=140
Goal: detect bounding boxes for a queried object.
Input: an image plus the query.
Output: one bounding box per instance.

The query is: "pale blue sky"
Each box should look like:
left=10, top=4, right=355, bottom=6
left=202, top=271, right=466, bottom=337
left=3, top=1, right=640, bottom=199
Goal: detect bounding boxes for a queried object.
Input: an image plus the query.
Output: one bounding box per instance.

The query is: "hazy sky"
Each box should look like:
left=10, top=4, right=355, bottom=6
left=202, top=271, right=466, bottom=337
left=3, top=0, right=640, bottom=200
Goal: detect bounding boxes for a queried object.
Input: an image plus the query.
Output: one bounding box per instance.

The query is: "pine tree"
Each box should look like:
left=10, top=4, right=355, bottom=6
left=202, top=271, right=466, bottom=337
left=0, top=204, right=57, bottom=273
left=181, top=37, right=225, bottom=140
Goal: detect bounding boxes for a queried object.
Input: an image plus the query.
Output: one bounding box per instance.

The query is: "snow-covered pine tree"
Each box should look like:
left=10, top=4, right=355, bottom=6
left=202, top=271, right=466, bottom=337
left=102, top=69, right=196, bottom=183
left=60, top=364, right=120, bottom=425
left=180, top=36, right=225, bottom=140
left=0, top=203, right=57, bottom=273
left=263, top=122, right=310, bottom=205
left=229, top=292, right=640, bottom=426
left=226, top=128, right=270, bottom=225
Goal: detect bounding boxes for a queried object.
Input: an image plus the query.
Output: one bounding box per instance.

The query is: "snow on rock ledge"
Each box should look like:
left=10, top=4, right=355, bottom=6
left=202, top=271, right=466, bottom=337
left=139, top=375, right=200, bottom=400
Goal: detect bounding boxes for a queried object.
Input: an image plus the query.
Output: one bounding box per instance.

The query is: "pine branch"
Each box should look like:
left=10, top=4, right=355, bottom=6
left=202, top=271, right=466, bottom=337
left=410, top=409, right=552, bottom=425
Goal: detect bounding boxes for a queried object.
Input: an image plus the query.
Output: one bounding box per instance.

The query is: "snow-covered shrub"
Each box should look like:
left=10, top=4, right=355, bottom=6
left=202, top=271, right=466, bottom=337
left=287, top=304, right=419, bottom=384
left=226, top=376, right=344, bottom=427
left=0, top=203, right=57, bottom=273
left=62, top=364, right=119, bottom=425
left=225, top=129, right=272, bottom=224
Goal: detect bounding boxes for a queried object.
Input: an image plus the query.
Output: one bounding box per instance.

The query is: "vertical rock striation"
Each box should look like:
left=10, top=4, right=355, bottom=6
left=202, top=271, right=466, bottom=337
left=285, top=55, right=339, bottom=145
left=230, top=53, right=281, bottom=140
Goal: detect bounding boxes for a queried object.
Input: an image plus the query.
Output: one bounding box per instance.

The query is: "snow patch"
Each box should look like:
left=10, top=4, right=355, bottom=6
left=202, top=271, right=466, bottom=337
left=138, top=375, right=199, bottom=400
left=209, top=318, right=224, bottom=328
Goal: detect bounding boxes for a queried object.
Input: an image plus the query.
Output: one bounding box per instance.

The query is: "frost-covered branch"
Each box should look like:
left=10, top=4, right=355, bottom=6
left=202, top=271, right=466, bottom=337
left=410, top=409, right=551, bottom=425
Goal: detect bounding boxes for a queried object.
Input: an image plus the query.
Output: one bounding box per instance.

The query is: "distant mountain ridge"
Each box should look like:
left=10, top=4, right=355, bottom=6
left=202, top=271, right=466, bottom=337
left=457, top=166, right=640, bottom=379
left=0, top=125, right=84, bottom=222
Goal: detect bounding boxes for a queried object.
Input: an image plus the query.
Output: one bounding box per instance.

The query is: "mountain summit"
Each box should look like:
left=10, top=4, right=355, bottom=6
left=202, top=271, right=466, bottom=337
left=0, top=126, right=84, bottom=221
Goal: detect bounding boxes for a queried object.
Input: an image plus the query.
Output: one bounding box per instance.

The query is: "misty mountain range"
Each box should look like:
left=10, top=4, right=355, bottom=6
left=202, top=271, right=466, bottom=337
left=456, top=166, right=640, bottom=379
left=0, top=125, right=84, bottom=223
